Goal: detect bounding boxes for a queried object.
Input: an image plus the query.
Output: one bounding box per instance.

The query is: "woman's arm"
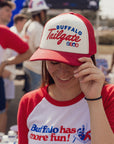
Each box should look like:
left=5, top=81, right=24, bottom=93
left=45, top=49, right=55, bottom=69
left=0, top=26, right=32, bottom=76
left=74, top=57, right=114, bottom=144
left=0, top=49, right=32, bottom=77
left=17, top=96, right=29, bottom=144
left=4, top=49, right=32, bottom=65
left=87, top=98, right=114, bottom=144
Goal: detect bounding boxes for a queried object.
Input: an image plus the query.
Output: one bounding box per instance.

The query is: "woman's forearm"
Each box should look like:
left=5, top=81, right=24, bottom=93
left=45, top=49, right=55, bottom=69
left=6, top=49, right=32, bottom=65
left=0, top=49, right=32, bottom=76
left=88, top=99, right=114, bottom=144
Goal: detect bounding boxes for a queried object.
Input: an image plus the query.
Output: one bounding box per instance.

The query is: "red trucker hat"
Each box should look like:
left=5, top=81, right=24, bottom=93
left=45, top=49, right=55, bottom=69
left=30, top=12, right=97, bottom=66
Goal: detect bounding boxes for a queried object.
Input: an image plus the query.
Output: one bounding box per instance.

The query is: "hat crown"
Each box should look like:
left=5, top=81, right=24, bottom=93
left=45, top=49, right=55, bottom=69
left=30, top=12, right=97, bottom=66
left=28, top=0, right=49, bottom=12
left=40, top=12, right=96, bottom=55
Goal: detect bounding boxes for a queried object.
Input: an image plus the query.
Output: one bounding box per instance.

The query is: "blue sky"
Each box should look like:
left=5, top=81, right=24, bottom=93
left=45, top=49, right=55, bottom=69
left=100, top=0, right=114, bottom=18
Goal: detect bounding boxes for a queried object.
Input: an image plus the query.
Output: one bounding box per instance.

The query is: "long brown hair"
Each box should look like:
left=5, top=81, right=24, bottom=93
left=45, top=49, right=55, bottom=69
left=40, top=60, right=54, bottom=87
left=40, top=55, right=97, bottom=87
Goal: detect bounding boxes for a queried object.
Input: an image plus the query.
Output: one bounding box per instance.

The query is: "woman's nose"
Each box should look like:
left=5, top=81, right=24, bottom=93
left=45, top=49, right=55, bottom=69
left=59, top=63, right=69, bottom=70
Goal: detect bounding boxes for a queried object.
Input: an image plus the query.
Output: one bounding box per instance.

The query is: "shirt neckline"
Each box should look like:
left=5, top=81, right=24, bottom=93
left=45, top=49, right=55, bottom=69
left=43, top=86, right=85, bottom=107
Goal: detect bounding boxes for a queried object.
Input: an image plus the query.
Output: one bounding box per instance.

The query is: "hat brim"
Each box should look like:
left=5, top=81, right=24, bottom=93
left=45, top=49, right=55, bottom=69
left=30, top=48, right=92, bottom=66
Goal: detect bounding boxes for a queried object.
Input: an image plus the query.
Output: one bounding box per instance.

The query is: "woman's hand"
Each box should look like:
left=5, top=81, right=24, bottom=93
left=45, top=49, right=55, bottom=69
left=74, top=57, right=105, bottom=99
left=0, top=61, right=9, bottom=77
left=0, top=61, right=6, bottom=76
left=2, top=69, right=11, bottom=78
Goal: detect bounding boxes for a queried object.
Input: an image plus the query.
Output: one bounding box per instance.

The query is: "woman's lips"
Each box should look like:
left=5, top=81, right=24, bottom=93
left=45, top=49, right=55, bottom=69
left=57, top=76, right=74, bottom=82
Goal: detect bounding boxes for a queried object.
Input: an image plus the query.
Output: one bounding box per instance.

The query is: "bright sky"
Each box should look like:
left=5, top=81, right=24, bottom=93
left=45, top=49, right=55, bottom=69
left=100, top=0, right=114, bottom=19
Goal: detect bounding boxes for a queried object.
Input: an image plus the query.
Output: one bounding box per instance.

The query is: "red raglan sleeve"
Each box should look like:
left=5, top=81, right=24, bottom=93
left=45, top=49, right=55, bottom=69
left=17, top=95, right=29, bottom=144
left=102, top=84, right=114, bottom=133
left=17, top=88, right=45, bottom=144
left=0, top=25, right=29, bottom=53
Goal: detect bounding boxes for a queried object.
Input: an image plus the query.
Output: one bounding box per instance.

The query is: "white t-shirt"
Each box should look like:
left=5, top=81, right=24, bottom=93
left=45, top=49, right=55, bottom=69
left=10, top=25, right=22, bottom=38
left=17, top=84, right=114, bottom=144
left=22, top=20, right=43, bottom=74
left=0, top=46, right=16, bottom=99
left=18, top=86, right=91, bottom=144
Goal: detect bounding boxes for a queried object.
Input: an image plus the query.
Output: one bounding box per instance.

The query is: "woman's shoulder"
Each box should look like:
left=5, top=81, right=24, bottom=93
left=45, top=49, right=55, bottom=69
left=102, top=84, right=114, bottom=95
left=20, top=86, right=48, bottom=105
left=102, top=84, right=114, bottom=105
left=0, top=25, right=9, bottom=31
left=18, top=86, right=48, bottom=119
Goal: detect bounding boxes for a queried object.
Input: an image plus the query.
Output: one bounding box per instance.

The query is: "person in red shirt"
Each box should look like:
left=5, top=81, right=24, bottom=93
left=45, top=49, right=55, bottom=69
left=0, top=25, right=31, bottom=133
left=18, top=12, right=114, bottom=144
left=0, top=0, right=31, bottom=133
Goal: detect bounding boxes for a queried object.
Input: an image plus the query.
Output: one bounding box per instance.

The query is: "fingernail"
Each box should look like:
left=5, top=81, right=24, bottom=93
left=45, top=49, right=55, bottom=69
left=74, top=73, right=79, bottom=77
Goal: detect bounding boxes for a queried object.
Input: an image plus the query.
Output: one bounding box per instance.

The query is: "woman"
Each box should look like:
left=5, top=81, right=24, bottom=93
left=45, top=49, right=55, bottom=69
left=18, top=12, right=114, bottom=144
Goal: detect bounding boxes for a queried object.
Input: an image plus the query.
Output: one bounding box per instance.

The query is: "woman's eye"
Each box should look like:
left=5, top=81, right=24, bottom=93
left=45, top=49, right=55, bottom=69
left=50, top=61, right=60, bottom=65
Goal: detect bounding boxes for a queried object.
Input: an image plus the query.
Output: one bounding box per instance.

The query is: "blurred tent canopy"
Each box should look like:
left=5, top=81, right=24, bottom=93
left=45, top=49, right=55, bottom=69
left=8, top=0, right=99, bottom=27
left=45, top=0, right=99, bottom=11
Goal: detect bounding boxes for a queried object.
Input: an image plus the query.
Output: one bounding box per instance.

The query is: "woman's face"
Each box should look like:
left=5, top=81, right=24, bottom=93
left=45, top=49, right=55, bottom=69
left=46, top=61, right=79, bottom=88
left=40, top=10, right=46, bottom=25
